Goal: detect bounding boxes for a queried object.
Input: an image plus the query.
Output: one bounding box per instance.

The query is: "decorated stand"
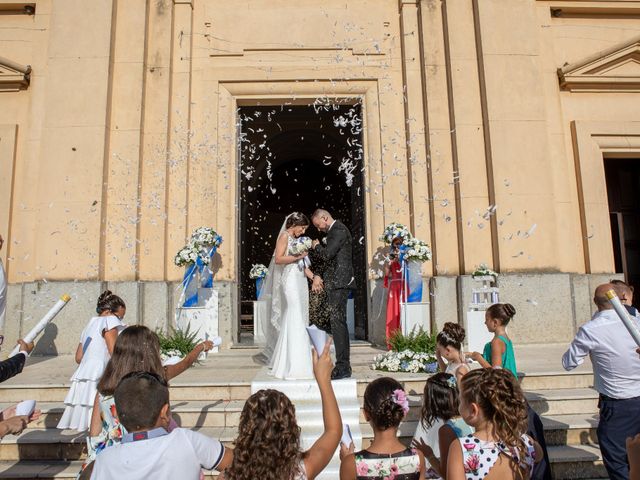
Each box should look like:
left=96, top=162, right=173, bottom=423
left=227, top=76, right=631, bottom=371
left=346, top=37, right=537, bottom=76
left=174, top=228, right=223, bottom=355
left=466, top=264, right=499, bottom=353
left=250, top=264, right=268, bottom=344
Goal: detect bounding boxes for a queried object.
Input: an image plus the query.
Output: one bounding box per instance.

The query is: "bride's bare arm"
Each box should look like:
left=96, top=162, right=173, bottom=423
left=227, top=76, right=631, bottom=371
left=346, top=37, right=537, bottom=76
left=275, top=232, right=307, bottom=265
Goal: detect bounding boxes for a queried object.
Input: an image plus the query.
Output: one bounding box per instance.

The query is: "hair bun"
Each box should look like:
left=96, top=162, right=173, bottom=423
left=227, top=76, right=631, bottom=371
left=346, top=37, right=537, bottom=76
left=98, top=290, right=113, bottom=303
left=504, top=303, right=516, bottom=317
left=442, top=322, right=465, bottom=343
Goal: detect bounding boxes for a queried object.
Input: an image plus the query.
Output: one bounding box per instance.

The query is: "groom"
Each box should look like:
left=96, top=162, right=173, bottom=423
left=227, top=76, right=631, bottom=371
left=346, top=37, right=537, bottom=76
left=311, top=209, right=354, bottom=380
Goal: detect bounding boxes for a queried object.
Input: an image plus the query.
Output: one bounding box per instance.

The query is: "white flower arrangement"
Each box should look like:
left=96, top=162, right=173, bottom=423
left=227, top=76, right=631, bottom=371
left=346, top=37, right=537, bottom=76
left=472, top=263, right=498, bottom=278
left=174, top=227, right=223, bottom=267
left=402, top=237, right=432, bottom=262
left=289, top=236, right=312, bottom=256
left=250, top=263, right=268, bottom=279
left=371, top=350, right=438, bottom=374
left=174, top=244, right=200, bottom=267
left=160, top=349, right=184, bottom=364
left=380, top=223, right=412, bottom=245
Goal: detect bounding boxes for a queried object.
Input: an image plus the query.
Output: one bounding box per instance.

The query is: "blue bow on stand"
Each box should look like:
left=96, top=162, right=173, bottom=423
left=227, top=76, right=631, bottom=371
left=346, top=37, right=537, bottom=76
left=181, top=246, right=218, bottom=307
left=399, top=245, right=423, bottom=303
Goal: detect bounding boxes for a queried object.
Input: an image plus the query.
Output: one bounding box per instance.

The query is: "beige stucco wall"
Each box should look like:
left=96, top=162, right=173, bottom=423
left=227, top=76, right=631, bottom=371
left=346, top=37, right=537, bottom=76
left=1, top=0, right=639, bottom=289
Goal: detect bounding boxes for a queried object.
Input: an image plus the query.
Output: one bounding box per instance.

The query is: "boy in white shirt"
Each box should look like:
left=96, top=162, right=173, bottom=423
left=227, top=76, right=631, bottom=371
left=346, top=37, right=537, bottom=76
left=91, top=371, right=232, bottom=479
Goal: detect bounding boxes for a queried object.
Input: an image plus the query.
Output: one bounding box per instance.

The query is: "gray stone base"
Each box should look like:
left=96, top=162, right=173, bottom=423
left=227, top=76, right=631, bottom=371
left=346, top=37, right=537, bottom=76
left=2, top=280, right=237, bottom=357
left=3, top=273, right=621, bottom=355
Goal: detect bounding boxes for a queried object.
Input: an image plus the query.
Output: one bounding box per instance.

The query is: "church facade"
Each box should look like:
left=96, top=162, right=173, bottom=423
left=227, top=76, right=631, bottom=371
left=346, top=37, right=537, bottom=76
left=1, top=0, right=639, bottom=353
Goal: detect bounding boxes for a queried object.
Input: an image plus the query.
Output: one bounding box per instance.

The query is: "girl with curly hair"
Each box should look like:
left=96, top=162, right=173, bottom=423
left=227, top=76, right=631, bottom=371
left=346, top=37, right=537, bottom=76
left=448, top=368, right=541, bottom=480
left=412, top=373, right=473, bottom=479
left=340, top=377, right=425, bottom=479
left=225, top=339, right=341, bottom=480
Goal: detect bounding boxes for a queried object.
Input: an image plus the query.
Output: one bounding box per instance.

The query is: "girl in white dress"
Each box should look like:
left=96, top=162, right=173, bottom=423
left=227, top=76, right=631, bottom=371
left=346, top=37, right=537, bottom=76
left=267, top=212, right=315, bottom=380
left=57, top=290, right=126, bottom=431
left=435, top=322, right=470, bottom=382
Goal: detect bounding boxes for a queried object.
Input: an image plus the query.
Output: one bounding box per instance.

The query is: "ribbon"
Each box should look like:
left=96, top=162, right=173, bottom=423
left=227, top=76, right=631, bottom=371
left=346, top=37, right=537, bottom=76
left=181, top=245, right=217, bottom=307
left=256, top=277, right=264, bottom=299
left=399, top=246, right=422, bottom=303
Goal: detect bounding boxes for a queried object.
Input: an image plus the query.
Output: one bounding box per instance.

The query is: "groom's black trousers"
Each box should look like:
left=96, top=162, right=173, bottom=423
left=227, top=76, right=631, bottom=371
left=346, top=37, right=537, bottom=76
left=327, top=288, right=350, bottom=372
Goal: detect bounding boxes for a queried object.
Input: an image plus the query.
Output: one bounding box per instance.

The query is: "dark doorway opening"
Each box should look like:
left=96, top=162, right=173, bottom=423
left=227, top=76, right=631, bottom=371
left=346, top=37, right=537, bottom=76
left=238, top=103, right=367, bottom=343
left=604, top=157, right=640, bottom=307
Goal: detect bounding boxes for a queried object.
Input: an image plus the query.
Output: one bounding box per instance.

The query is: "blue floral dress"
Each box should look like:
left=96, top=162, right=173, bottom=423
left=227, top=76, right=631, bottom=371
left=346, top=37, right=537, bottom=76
left=354, top=447, right=421, bottom=479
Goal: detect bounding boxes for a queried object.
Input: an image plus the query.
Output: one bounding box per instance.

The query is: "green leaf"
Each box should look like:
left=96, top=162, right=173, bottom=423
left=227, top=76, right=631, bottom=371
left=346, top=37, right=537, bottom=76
left=156, top=323, right=199, bottom=357
left=388, top=326, right=436, bottom=354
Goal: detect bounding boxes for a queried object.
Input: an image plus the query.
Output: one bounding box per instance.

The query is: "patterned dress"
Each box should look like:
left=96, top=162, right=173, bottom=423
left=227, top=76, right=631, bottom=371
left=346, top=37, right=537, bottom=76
left=354, top=447, right=421, bottom=479
left=459, top=433, right=536, bottom=479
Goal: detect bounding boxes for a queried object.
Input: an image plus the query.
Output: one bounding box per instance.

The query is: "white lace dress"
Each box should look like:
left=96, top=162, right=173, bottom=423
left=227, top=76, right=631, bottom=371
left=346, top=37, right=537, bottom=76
left=269, top=234, right=314, bottom=380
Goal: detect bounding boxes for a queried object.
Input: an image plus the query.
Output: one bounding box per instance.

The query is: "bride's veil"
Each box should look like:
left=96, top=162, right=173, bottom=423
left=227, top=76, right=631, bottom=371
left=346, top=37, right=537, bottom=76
left=257, top=214, right=290, bottom=363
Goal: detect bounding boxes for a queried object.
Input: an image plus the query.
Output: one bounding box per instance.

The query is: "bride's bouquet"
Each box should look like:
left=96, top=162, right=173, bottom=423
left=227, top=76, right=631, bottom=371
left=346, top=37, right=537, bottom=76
left=289, top=236, right=312, bottom=270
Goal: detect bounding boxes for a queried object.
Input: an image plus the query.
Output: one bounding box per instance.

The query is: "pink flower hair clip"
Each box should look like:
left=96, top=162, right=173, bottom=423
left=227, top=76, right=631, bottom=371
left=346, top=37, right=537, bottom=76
left=391, top=389, right=409, bottom=415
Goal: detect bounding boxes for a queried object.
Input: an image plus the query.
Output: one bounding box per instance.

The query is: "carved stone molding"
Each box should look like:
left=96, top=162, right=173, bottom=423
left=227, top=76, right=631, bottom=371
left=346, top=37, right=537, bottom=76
left=0, top=56, right=31, bottom=92
left=558, top=35, right=640, bottom=92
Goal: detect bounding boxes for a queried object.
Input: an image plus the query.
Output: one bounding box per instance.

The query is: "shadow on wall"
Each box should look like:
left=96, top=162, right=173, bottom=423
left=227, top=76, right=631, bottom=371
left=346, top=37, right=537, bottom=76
left=30, top=323, right=59, bottom=357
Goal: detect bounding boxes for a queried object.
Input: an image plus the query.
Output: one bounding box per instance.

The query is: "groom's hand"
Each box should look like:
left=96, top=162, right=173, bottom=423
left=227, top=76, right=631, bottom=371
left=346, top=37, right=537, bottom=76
left=312, top=239, right=320, bottom=248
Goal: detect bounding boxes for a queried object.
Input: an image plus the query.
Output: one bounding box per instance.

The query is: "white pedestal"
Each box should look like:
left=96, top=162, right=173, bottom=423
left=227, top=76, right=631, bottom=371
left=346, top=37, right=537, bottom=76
left=466, top=310, right=493, bottom=354
left=253, top=300, right=268, bottom=345
left=400, top=302, right=430, bottom=335
left=252, top=368, right=361, bottom=479
left=176, top=289, right=219, bottom=353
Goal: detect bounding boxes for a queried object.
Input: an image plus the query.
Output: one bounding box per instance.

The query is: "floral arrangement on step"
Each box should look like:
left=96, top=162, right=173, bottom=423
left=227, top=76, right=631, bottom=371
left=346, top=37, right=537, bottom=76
left=380, top=223, right=412, bottom=245
left=157, top=324, right=198, bottom=364
left=249, top=263, right=268, bottom=279
left=401, top=237, right=432, bottom=263
left=371, top=327, right=438, bottom=374
left=174, top=227, right=223, bottom=267
left=471, top=263, right=498, bottom=279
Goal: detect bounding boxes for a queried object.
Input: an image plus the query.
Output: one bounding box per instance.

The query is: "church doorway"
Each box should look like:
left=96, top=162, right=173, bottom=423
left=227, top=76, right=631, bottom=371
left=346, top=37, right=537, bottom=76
left=605, top=156, right=640, bottom=308
left=237, top=102, right=368, bottom=343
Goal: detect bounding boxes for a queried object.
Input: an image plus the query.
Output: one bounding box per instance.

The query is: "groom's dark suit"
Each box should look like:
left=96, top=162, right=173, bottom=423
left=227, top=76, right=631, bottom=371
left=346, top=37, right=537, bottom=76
left=313, top=220, right=353, bottom=377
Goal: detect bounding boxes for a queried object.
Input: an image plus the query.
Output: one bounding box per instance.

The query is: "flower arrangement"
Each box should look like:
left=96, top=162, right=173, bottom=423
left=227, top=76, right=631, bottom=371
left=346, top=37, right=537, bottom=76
left=402, top=237, right=432, bottom=262
left=289, top=236, right=312, bottom=256
left=249, top=263, right=268, bottom=279
left=372, top=327, right=438, bottom=373
left=157, top=324, right=198, bottom=363
left=372, top=350, right=438, bottom=374
left=174, top=227, right=223, bottom=267
left=472, top=263, right=498, bottom=279
left=380, top=222, right=412, bottom=245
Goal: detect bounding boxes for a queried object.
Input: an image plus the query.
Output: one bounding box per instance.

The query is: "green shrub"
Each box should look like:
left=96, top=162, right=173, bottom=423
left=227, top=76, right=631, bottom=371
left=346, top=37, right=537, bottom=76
left=157, top=324, right=199, bottom=357
left=388, top=327, right=436, bottom=354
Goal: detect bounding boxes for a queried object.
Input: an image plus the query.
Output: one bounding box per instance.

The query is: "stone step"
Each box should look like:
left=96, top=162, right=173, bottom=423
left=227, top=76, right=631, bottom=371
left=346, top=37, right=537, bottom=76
left=526, top=388, right=599, bottom=416
left=519, top=371, right=594, bottom=390
left=548, top=444, right=607, bottom=479
left=541, top=413, right=599, bottom=446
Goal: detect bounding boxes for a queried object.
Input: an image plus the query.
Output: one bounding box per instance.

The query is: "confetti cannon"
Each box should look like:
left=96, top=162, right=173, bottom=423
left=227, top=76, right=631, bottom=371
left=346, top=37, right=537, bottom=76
left=10, top=294, right=71, bottom=357
left=605, top=289, right=640, bottom=347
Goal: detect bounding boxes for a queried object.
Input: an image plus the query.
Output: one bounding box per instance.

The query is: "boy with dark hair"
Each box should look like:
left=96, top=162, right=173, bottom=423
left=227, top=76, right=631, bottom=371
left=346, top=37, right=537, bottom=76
left=91, top=371, right=232, bottom=479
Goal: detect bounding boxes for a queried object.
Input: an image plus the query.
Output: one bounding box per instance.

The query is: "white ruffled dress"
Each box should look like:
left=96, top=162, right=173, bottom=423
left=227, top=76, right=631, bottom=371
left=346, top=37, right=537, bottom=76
left=57, top=315, right=124, bottom=431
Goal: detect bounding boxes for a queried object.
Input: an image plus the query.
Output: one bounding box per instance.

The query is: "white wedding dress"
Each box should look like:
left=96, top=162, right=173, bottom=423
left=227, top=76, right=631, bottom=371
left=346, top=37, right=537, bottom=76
left=264, top=232, right=314, bottom=380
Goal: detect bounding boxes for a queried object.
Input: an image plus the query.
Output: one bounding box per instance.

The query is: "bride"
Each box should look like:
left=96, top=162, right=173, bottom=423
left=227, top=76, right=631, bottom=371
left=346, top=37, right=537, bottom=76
left=260, top=212, right=315, bottom=380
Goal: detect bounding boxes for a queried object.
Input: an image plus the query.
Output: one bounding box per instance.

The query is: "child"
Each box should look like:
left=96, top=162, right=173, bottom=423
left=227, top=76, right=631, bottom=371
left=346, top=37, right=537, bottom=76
left=57, top=290, right=126, bottom=431
left=448, top=368, right=541, bottom=479
left=412, top=373, right=473, bottom=479
left=90, top=371, right=232, bottom=479
left=436, top=322, right=470, bottom=381
left=225, top=340, right=341, bottom=480
left=340, top=377, right=425, bottom=479
left=470, top=303, right=517, bottom=378
left=85, top=325, right=213, bottom=467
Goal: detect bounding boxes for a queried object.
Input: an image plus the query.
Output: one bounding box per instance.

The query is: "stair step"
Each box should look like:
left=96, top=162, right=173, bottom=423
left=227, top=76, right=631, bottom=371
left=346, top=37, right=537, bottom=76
left=548, top=444, right=607, bottom=479
left=526, top=388, right=599, bottom=415
left=540, top=414, right=599, bottom=446
left=519, top=371, right=594, bottom=390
